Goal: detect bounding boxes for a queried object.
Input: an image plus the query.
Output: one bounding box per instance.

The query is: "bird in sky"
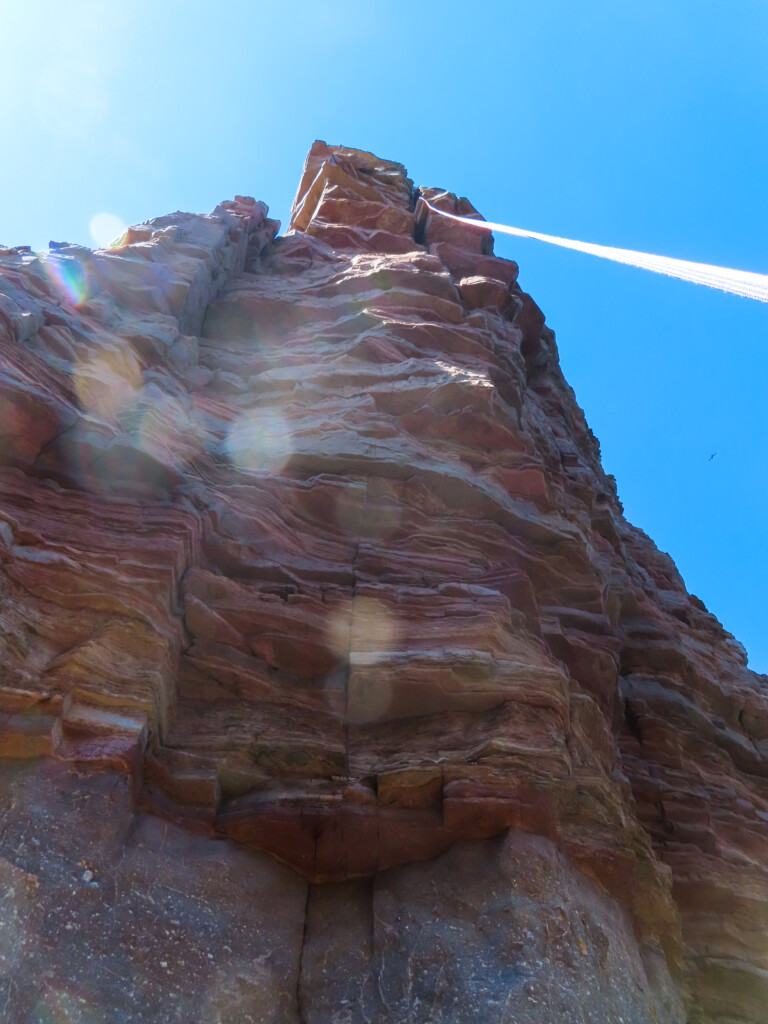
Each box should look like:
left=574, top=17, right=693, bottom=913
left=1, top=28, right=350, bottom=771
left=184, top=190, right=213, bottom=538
left=707, top=452, right=717, bottom=462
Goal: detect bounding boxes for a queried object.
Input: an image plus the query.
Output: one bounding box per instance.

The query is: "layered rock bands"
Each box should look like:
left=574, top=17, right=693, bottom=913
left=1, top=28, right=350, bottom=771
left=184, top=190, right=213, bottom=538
left=0, top=142, right=766, bottom=1023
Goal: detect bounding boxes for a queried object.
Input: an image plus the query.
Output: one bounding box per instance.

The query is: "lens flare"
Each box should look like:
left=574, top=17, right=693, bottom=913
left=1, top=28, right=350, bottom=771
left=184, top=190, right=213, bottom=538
left=73, top=346, right=142, bottom=420
left=134, top=388, right=199, bottom=464
left=89, top=212, right=127, bottom=249
left=39, top=255, right=89, bottom=307
left=224, top=407, right=293, bottom=474
left=424, top=201, right=768, bottom=304
left=328, top=595, right=400, bottom=722
left=328, top=595, right=397, bottom=662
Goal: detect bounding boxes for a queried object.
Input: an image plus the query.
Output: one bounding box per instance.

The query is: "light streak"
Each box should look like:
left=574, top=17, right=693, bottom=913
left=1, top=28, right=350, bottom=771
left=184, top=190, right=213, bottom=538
left=423, top=201, right=768, bottom=303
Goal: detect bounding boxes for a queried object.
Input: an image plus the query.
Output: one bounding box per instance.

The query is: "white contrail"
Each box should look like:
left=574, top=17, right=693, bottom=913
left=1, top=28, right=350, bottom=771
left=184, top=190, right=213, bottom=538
left=422, top=201, right=768, bottom=303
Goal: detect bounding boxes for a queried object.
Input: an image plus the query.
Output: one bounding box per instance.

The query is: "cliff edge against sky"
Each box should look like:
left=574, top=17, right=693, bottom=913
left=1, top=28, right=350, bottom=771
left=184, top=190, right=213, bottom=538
left=0, top=143, right=766, bottom=1023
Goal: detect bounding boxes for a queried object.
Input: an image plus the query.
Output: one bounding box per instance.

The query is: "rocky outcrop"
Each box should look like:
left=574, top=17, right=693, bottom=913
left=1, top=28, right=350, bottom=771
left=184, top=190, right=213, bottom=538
left=0, top=141, right=766, bottom=1022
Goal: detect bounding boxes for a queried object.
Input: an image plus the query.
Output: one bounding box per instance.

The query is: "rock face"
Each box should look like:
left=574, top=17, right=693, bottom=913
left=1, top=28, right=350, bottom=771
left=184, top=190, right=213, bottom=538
left=0, top=141, right=766, bottom=1022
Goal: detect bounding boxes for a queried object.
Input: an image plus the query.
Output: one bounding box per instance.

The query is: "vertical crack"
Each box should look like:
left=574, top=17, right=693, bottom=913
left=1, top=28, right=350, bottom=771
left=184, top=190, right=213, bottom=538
left=296, top=882, right=311, bottom=1024
left=623, top=699, right=643, bottom=746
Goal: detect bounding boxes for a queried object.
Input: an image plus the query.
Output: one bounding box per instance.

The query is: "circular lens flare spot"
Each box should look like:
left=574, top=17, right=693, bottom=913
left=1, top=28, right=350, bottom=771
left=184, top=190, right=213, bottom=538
left=328, top=595, right=398, bottom=662
left=73, top=347, right=142, bottom=420
left=134, top=389, right=199, bottom=463
left=89, top=213, right=126, bottom=249
left=224, top=408, right=293, bottom=474
left=328, top=595, right=399, bottom=723
left=350, top=596, right=398, bottom=657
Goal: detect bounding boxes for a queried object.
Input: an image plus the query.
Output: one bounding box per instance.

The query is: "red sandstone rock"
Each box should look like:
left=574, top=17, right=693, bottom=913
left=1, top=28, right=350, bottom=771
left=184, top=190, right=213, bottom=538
left=0, top=141, right=765, bottom=1022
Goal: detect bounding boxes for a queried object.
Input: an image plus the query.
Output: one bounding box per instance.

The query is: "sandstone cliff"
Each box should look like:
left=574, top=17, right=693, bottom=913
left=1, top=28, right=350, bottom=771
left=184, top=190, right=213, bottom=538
left=0, top=142, right=766, bottom=1023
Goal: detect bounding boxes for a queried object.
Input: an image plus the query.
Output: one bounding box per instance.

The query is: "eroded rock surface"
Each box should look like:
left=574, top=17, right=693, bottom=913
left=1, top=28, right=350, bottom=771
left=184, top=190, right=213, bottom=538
left=0, top=141, right=766, bottom=1021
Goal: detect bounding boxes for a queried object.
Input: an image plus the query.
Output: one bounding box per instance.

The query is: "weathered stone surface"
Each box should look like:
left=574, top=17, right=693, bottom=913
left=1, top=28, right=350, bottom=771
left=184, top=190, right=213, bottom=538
left=299, top=832, right=684, bottom=1024
left=0, top=140, right=766, bottom=1020
left=0, top=761, right=682, bottom=1024
left=0, top=761, right=307, bottom=1024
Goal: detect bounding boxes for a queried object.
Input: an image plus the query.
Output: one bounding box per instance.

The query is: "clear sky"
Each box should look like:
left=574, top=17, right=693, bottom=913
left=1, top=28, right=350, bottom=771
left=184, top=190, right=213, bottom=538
left=1, top=0, right=767, bottom=672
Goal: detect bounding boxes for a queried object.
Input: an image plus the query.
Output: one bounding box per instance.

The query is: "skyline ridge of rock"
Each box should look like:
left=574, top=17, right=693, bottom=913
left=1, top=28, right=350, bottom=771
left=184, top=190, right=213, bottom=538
left=0, top=141, right=766, bottom=1022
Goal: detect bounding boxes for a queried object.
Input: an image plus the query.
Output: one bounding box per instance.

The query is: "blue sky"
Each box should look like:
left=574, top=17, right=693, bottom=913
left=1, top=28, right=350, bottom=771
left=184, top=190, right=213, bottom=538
left=1, top=0, right=767, bottom=671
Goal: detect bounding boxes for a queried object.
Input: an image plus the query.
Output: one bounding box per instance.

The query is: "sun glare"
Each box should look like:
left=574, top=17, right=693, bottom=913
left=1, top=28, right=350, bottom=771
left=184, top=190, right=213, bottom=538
left=89, top=213, right=127, bottom=249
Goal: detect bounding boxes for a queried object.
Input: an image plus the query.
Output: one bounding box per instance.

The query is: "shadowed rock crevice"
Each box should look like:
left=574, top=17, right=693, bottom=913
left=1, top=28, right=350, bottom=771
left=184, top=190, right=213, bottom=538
left=0, top=141, right=767, bottom=1022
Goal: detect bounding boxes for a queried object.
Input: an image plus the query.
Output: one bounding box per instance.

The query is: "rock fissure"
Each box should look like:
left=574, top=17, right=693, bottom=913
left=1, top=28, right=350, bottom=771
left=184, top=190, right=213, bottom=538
left=296, top=882, right=312, bottom=1024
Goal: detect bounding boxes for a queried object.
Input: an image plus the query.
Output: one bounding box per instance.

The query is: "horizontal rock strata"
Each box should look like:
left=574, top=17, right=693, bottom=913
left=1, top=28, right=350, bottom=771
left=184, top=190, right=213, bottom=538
left=0, top=140, right=766, bottom=1021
